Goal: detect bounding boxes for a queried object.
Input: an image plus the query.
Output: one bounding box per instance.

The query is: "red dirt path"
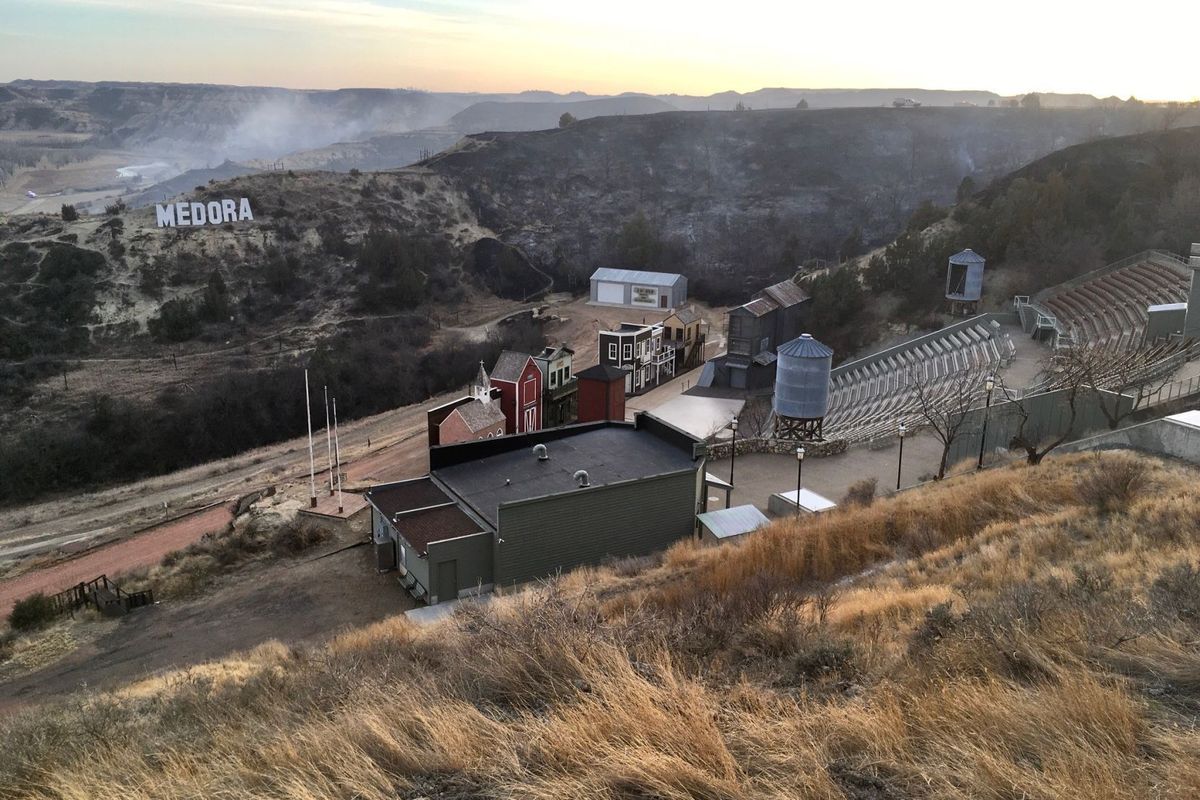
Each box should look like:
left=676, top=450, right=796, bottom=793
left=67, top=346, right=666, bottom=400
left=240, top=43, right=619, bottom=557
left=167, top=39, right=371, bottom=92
left=0, top=503, right=234, bottom=618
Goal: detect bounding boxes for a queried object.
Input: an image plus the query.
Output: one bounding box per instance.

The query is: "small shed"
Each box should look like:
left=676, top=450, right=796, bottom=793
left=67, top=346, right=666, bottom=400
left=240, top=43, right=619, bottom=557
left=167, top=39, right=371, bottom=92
left=590, top=268, right=687, bottom=309
left=768, top=488, right=837, bottom=517
left=697, top=504, right=770, bottom=544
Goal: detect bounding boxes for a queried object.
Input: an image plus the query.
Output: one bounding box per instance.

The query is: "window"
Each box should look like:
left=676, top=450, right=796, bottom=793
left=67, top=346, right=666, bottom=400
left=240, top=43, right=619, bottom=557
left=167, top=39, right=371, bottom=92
left=760, top=336, right=770, bottom=351
left=564, top=364, right=570, bottom=380
left=399, top=542, right=407, bottom=567
left=676, top=327, right=683, bottom=340
left=622, top=342, right=632, bottom=360
left=608, top=341, right=617, bottom=360
left=549, top=370, right=557, bottom=388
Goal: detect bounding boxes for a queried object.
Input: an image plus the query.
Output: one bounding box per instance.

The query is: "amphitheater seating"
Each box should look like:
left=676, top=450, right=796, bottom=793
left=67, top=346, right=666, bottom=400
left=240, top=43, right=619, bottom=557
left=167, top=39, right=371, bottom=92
left=1041, top=260, right=1189, bottom=346
left=824, top=321, right=1014, bottom=443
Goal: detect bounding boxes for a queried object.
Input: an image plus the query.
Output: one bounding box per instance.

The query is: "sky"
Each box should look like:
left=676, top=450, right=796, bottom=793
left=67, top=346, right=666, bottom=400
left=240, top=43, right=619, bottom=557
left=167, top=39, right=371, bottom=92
left=2, top=0, right=1197, bottom=100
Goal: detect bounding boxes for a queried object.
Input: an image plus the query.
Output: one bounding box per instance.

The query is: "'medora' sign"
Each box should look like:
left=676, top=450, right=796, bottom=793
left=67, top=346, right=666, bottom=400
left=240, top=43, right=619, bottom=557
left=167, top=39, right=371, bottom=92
left=156, top=198, right=253, bottom=228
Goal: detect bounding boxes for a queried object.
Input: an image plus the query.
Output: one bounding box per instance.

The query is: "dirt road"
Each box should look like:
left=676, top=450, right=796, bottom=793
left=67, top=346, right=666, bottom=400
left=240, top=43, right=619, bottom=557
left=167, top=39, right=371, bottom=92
left=0, top=503, right=235, bottom=618
left=0, top=544, right=413, bottom=712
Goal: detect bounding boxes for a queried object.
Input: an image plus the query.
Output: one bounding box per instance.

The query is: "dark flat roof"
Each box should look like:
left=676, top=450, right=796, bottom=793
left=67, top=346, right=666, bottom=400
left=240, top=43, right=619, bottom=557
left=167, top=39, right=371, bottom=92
left=394, top=505, right=484, bottom=555
left=365, top=478, right=450, bottom=518
left=365, top=478, right=487, bottom=555
left=433, top=426, right=697, bottom=526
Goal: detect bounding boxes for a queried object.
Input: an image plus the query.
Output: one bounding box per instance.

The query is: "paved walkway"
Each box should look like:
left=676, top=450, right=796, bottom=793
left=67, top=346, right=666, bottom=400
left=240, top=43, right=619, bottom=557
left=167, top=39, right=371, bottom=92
left=707, top=430, right=947, bottom=513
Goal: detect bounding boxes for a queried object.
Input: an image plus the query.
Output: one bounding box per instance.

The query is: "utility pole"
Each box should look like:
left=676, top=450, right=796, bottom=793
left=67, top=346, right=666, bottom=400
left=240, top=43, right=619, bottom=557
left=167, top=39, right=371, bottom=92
left=304, top=369, right=316, bottom=508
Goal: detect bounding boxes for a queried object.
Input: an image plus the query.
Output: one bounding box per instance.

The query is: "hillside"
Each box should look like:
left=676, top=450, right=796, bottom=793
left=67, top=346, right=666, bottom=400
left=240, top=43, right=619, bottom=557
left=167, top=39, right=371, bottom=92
left=845, top=123, right=1200, bottom=342
left=2, top=451, right=1198, bottom=797
left=425, top=106, right=1181, bottom=299
left=448, top=95, right=677, bottom=132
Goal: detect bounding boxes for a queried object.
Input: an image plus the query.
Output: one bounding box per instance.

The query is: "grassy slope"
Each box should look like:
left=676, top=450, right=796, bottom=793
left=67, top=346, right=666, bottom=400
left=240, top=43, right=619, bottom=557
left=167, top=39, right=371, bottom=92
left=2, top=451, right=1199, bottom=798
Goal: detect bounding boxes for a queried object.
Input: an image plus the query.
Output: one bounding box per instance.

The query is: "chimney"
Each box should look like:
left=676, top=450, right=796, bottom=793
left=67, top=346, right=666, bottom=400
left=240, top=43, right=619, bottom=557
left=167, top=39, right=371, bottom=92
left=1185, top=244, right=1200, bottom=340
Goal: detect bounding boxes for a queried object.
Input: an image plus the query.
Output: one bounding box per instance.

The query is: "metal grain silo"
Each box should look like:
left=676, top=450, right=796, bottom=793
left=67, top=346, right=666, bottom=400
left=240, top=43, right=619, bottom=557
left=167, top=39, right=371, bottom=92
left=773, top=333, right=833, bottom=440
left=946, top=248, right=986, bottom=315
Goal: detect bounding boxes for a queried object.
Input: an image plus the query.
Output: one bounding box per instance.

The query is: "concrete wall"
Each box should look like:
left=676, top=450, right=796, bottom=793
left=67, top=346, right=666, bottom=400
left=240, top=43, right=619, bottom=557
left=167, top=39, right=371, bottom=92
left=1056, top=417, right=1200, bottom=465
left=945, top=386, right=1133, bottom=466
left=493, top=467, right=700, bottom=588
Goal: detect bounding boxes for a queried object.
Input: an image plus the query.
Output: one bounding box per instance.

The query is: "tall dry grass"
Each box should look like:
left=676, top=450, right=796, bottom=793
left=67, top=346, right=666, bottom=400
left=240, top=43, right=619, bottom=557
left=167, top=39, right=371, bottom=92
left=1, top=451, right=1199, bottom=799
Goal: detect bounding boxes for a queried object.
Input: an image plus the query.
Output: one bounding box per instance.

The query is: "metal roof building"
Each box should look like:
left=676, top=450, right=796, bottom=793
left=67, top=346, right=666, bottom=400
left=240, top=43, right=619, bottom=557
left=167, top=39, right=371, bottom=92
left=590, top=268, right=688, bottom=309
left=946, top=248, right=986, bottom=313
left=697, top=504, right=770, bottom=544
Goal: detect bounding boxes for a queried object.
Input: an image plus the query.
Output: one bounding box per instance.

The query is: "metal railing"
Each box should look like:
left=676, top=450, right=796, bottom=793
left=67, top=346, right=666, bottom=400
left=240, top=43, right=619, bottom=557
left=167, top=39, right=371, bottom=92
left=1135, top=372, right=1200, bottom=410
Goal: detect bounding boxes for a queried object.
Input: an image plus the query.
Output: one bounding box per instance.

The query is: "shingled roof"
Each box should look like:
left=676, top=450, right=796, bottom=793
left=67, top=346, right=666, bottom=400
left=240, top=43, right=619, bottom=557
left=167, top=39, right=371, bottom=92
left=491, top=350, right=534, bottom=382
left=454, top=399, right=506, bottom=434
left=756, top=279, right=810, bottom=308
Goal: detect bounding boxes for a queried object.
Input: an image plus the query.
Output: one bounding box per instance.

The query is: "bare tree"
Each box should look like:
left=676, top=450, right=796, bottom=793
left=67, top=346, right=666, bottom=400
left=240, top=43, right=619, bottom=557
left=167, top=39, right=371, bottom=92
left=995, top=367, right=1086, bottom=465
left=909, top=364, right=989, bottom=479
left=1057, top=343, right=1176, bottom=429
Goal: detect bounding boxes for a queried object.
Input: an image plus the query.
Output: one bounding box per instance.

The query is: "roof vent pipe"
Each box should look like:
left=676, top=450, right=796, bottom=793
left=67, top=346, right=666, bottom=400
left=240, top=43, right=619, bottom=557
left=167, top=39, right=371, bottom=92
left=573, top=469, right=590, bottom=488
left=533, top=443, right=549, bottom=462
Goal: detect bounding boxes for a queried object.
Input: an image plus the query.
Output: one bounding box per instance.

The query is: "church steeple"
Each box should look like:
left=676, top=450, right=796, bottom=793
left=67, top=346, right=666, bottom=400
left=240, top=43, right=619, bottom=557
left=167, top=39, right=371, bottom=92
left=472, top=361, right=491, bottom=401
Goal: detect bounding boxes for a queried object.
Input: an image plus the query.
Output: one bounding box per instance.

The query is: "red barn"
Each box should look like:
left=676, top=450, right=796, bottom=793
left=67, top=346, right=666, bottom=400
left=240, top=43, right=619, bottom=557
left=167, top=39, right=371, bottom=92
left=576, top=364, right=627, bottom=423
left=490, top=350, right=543, bottom=435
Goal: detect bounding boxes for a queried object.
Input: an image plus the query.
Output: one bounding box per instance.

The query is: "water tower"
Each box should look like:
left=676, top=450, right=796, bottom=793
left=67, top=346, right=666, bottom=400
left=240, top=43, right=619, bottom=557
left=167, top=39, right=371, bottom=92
left=773, top=333, right=833, bottom=441
left=946, top=248, right=986, bottom=315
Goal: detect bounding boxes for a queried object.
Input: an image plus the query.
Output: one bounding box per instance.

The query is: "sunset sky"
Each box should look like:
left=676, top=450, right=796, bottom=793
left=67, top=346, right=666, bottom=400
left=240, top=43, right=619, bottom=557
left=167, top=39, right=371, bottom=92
left=3, top=0, right=1197, bottom=100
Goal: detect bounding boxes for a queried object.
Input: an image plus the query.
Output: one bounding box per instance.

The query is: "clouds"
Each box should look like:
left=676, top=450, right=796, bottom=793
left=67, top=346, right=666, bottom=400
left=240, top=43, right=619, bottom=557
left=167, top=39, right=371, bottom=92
left=2, top=0, right=1198, bottom=99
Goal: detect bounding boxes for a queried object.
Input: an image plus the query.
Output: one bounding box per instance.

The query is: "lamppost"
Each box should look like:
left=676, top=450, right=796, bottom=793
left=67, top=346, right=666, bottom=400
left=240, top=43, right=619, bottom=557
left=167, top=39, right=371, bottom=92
left=795, top=445, right=806, bottom=516
left=896, top=421, right=907, bottom=492
left=727, top=416, right=739, bottom=509
left=977, top=374, right=996, bottom=471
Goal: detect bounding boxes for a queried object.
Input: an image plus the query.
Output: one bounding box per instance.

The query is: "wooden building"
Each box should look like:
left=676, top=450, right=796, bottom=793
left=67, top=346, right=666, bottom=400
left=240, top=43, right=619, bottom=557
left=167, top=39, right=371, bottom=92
left=490, top=350, right=543, bottom=435
left=662, top=306, right=707, bottom=372
left=532, top=343, right=577, bottom=428
left=598, top=321, right=675, bottom=395
left=576, top=364, right=627, bottom=423
left=426, top=363, right=506, bottom=446
left=722, top=279, right=811, bottom=390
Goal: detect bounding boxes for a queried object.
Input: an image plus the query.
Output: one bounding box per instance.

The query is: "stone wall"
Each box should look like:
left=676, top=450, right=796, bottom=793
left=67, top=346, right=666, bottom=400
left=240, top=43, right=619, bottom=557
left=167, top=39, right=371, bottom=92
left=707, top=437, right=848, bottom=460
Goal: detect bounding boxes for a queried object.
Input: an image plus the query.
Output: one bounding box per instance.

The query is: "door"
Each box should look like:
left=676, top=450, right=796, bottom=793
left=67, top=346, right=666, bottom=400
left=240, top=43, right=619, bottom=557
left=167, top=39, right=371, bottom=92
left=437, top=560, right=458, bottom=604
left=597, top=282, right=623, bottom=304
left=660, top=294, right=668, bottom=308
left=524, top=406, right=536, bottom=431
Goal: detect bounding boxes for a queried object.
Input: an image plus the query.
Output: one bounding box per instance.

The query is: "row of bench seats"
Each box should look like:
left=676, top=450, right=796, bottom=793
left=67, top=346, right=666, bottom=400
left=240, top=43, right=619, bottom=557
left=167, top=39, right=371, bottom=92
left=823, top=322, right=1013, bottom=443
left=1043, top=262, right=1188, bottom=345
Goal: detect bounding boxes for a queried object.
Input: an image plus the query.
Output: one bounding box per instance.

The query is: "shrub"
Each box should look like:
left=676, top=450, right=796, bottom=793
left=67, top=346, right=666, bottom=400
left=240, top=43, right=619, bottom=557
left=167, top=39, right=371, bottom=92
left=793, top=637, right=857, bottom=681
left=1149, top=562, right=1200, bottom=624
left=8, top=593, right=58, bottom=632
left=1076, top=455, right=1148, bottom=514
left=841, top=478, right=877, bottom=507
left=270, top=519, right=331, bottom=555
left=60, top=204, right=78, bottom=221
left=909, top=601, right=958, bottom=655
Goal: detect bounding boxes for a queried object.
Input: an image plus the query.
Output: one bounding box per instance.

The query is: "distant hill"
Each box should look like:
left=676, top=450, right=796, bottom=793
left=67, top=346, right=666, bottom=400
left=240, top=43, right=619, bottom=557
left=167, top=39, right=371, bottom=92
left=123, top=160, right=262, bottom=208
left=424, top=106, right=1179, bottom=300
left=449, top=96, right=678, bottom=133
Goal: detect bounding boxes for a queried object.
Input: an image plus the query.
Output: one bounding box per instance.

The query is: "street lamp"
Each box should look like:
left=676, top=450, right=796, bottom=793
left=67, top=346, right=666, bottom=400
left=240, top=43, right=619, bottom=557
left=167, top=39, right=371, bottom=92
left=795, top=445, right=806, bottom=516
left=896, top=421, right=907, bottom=492
left=977, top=374, right=996, bottom=471
left=727, top=415, right=739, bottom=508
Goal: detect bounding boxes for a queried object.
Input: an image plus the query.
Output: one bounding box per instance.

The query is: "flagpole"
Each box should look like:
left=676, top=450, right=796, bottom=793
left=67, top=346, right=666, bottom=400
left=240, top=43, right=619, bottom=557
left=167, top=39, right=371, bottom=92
left=324, top=385, right=334, bottom=495
left=304, top=369, right=316, bottom=508
left=332, top=397, right=344, bottom=514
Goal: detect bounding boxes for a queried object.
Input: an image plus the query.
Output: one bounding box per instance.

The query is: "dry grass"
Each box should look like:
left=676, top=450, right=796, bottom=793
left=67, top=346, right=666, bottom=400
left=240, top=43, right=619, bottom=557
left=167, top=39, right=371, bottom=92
left=117, top=512, right=332, bottom=600
left=1, top=451, right=1199, bottom=798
